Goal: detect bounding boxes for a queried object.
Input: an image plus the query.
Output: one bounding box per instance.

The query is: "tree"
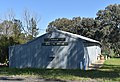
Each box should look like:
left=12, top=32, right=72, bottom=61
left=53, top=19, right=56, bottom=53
left=0, top=9, right=17, bottom=37
left=12, top=19, right=27, bottom=44
left=0, top=20, right=14, bottom=37
left=96, top=4, right=120, bottom=55
left=47, top=18, right=72, bottom=32
left=79, top=18, right=98, bottom=38
left=47, top=4, right=120, bottom=56
left=12, top=19, right=22, bottom=37
left=0, top=9, right=41, bottom=64
left=47, top=17, right=82, bottom=33
left=47, top=17, right=98, bottom=39
left=0, top=35, right=17, bottom=63
left=28, top=17, right=39, bottom=39
left=22, top=9, right=40, bottom=40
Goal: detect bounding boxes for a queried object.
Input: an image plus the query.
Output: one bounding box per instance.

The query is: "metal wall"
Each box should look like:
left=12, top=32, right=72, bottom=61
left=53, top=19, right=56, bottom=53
left=84, top=43, right=101, bottom=66
left=9, top=31, right=88, bottom=69
left=9, top=30, right=101, bottom=69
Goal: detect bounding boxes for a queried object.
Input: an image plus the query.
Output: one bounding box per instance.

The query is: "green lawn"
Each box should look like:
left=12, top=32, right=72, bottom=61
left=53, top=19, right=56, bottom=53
left=0, top=58, right=120, bottom=82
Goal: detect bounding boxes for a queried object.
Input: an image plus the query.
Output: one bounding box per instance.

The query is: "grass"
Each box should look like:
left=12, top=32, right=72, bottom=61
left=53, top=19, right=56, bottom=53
left=98, top=58, right=120, bottom=81
left=0, top=58, right=120, bottom=82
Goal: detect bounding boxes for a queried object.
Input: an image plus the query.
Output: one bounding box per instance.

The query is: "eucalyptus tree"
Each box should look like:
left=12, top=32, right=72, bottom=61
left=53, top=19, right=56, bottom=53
left=96, top=4, right=120, bottom=55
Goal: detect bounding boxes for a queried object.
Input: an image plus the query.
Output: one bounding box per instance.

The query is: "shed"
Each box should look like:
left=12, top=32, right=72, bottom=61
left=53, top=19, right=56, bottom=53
left=9, top=29, right=101, bottom=70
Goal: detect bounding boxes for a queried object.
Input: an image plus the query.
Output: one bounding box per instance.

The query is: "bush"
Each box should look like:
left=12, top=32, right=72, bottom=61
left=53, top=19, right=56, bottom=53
left=0, top=36, right=18, bottom=64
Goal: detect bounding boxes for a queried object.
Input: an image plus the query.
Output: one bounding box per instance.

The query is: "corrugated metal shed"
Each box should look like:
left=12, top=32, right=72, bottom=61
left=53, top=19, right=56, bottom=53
left=9, top=29, right=101, bottom=70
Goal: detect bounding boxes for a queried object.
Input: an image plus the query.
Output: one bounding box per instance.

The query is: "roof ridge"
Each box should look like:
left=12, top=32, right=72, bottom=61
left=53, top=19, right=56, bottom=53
left=55, top=29, right=101, bottom=44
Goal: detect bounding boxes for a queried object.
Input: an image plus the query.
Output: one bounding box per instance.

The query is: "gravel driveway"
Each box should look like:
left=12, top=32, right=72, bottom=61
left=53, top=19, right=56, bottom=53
left=0, top=76, right=64, bottom=82
left=0, top=76, right=99, bottom=82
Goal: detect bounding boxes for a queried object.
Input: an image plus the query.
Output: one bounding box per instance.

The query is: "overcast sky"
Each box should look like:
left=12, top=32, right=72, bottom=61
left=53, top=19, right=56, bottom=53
left=0, top=0, right=120, bottom=35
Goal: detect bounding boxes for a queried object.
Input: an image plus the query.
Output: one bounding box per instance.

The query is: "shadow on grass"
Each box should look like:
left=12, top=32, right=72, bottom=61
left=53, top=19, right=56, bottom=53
left=0, top=67, right=119, bottom=79
left=100, top=64, right=120, bottom=71
left=0, top=59, right=120, bottom=81
left=0, top=76, right=24, bottom=81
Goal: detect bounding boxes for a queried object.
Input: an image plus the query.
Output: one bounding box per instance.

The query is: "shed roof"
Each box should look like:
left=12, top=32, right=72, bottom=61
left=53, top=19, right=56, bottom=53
left=25, top=28, right=101, bottom=45
left=51, top=29, right=101, bottom=45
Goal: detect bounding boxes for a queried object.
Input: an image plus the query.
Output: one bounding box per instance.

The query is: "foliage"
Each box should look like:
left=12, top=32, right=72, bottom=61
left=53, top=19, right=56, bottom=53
left=0, top=12, right=40, bottom=63
left=47, top=4, right=120, bottom=56
left=96, top=4, right=120, bottom=55
left=47, top=17, right=98, bottom=39
left=0, top=36, right=18, bottom=63
left=22, top=10, right=39, bottom=40
left=27, top=17, right=39, bottom=40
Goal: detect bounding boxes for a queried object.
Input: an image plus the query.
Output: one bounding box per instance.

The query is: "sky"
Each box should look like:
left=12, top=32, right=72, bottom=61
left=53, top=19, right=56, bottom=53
left=0, top=0, right=120, bottom=35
